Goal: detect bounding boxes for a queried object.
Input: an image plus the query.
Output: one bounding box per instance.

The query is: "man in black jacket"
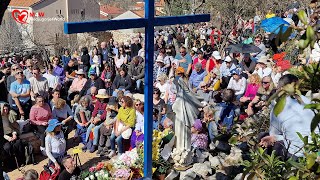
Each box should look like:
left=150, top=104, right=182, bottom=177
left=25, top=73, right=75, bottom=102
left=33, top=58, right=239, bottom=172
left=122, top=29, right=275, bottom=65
left=128, top=56, right=145, bottom=93
left=58, top=155, right=81, bottom=180
left=80, top=47, right=90, bottom=75
left=130, top=38, right=142, bottom=58
left=80, top=69, right=105, bottom=96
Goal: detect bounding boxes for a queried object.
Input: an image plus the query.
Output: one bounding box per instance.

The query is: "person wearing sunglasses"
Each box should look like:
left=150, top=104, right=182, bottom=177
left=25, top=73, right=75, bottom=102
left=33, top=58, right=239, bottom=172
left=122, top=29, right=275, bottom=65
left=175, top=46, right=193, bottom=76
left=251, top=35, right=266, bottom=61
left=246, top=76, right=275, bottom=116
left=9, top=69, right=31, bottom=119
left=29, top=66, right=49, bottom=102
left=130, top=100, right=144, bottom=149
left=6, top=64, right=20, bottom=95
left=23, top=59, right=34, bottom=80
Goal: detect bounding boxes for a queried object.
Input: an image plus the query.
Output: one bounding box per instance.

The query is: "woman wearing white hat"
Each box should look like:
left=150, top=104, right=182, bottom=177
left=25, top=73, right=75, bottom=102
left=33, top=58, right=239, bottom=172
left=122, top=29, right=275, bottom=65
left=252, top=56, right=272, bottom=79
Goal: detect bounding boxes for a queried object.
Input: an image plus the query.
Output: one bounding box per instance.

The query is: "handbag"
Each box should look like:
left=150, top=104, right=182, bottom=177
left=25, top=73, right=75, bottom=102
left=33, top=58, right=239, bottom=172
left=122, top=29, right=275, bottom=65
left=115, top=121, right=132, bottom=140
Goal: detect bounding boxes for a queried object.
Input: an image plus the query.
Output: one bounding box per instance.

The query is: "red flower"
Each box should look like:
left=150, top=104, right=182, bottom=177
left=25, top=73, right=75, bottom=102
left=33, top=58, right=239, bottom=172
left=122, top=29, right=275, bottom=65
left=276, top=60, right=291, bottom=71
left=273, top=52, right=286, bottom=62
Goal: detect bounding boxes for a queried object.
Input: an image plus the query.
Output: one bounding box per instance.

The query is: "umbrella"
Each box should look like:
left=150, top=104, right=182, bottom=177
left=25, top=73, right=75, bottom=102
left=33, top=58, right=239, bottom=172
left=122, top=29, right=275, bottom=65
left=260, top=17, right=290, bottom=34
left=227, top=44, right=262, bottom=54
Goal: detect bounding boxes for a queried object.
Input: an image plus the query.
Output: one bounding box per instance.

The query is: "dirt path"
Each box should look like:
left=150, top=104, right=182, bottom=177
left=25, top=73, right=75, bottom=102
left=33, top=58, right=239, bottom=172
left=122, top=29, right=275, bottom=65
left=7, top=131, right=108, bottom=180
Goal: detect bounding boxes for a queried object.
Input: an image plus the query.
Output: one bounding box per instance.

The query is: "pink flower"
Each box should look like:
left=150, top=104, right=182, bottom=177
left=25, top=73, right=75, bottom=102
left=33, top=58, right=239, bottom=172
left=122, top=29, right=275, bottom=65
left=89, top=167, right=96, bottom=172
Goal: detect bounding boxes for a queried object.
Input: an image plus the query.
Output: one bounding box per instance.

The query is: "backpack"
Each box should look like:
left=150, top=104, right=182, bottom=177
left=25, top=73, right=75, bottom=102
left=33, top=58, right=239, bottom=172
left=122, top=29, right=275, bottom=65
left=218, top=102, right=237, bottom=131
left=39, top=165, right=60, bottom=180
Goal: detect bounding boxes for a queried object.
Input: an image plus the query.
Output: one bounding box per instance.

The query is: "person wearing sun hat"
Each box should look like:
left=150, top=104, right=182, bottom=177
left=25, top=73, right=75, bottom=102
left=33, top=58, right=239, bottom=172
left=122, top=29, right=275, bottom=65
left=191, top=119, right=208, bottom=150
left=84, top=89, right=109, bottom=153
left=253, top=55, right=272, bottom=79
left=45, top=119, right=66, bottom=170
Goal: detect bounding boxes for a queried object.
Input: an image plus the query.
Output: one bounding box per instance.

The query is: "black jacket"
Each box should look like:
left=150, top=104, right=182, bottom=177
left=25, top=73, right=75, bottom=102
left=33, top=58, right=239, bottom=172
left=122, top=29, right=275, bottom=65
left=80, top=77, right=105, bottom=96
left=128, top=63, right=145, bottom=81
left=112, top=74, right=132, bottom=91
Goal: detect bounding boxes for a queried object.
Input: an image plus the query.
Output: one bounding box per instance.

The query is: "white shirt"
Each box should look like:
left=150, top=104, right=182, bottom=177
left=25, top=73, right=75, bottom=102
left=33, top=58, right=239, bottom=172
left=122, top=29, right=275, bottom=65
left=227, top=77, right=247, bottom=95
left=156, top=82, right=168, bottom=99
left=135, top=111, right=144, bottom=132
left=253, top=67, right=272, bottom=79
left=43, top=73, right=59, bottom=89
left=270, top=96, right=317, bottom=157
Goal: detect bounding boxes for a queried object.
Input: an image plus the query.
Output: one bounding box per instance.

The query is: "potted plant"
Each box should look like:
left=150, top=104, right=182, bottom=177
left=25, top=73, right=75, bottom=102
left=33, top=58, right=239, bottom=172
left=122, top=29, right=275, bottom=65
left=153, top=157, right=172, bottom=180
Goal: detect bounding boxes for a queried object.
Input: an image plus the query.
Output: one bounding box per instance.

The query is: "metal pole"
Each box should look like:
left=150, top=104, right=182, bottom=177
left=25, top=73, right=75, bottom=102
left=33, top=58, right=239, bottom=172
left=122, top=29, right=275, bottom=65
left=143, top=0, right=155, bottom=178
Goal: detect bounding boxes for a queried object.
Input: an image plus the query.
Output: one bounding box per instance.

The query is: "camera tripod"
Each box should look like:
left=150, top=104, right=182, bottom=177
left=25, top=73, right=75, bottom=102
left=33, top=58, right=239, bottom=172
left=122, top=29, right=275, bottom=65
left=73, top=153, right=82, bottom=170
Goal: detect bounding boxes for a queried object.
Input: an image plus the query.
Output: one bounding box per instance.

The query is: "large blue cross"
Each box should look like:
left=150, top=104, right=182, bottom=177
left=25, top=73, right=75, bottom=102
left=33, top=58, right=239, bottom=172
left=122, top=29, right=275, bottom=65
left=64, top=0, right=209, bottom=178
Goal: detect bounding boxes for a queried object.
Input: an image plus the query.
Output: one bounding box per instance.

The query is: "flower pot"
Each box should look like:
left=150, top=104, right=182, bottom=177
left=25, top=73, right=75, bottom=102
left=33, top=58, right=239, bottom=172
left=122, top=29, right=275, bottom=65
left=158, top=174, right=165, bottom=180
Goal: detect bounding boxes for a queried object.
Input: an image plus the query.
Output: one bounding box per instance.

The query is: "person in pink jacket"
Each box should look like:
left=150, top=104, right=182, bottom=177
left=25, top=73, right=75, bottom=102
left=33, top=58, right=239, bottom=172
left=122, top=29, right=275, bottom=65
left=29, top=94, right=52, bottom=154
left=240, top=74, right=261, bottom=103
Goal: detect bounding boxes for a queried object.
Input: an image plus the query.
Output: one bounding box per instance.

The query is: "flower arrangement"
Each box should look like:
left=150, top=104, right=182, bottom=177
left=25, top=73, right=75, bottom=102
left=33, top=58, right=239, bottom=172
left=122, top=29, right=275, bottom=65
left=113, top=148, right=140, bottom=169
left=80, top=162, right=110, bottom=180
left=81, top=129, right=174, bottom=179
left=113, top=168, right=131, bottom=179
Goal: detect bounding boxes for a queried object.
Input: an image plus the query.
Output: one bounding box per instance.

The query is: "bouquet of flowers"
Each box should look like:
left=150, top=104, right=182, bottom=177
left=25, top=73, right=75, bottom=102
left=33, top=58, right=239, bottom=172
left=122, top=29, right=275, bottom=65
left=113, top=168, right=131, bottom=179
left=80, top=162, right=110, bottom=180
left=113, top=148, right=140, bottom=169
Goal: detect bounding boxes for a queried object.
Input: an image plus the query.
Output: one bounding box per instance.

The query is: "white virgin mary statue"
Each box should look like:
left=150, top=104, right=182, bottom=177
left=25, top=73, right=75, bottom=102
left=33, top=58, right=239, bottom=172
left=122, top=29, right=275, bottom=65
left=171, top=72, right=203, bottom=167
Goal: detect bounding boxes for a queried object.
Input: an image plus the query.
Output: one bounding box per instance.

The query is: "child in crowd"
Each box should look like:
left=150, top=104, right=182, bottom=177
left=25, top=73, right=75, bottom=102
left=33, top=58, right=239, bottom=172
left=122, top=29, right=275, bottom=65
left=203, top=106, right=218, bottom=144
left=71, top=94, right=80, bottom=115
left=191, top=119, right=208, bottom=150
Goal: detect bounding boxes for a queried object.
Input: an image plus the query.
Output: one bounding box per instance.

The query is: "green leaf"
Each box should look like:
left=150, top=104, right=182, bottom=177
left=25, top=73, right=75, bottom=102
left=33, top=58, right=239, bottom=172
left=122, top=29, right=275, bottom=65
left=304, top=104, right=320, bottom=110
left=316, top=165, right=320, bottom=173
left=228, top=135, right=237, bottom=145
left=311, top=113, right=320, bottom=132
left=274, top=95, right=287, bottom=117
left=306, top=153, right=317, bottom=169
left=288, top=176, right=299, bottom=180
left=288, top=158, right=306, bottom=170
left=298, top=10, right=308, bottom=25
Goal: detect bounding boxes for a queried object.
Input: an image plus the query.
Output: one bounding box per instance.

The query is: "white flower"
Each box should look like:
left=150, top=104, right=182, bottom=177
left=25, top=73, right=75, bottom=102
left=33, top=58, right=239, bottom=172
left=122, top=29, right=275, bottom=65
left=89, top=175, right=95, bottom=180
left=85, top=178, right=90, bottom=180
left=103, top=173, right=109, bottom=178
left=95, top=172, right=99, bottom=177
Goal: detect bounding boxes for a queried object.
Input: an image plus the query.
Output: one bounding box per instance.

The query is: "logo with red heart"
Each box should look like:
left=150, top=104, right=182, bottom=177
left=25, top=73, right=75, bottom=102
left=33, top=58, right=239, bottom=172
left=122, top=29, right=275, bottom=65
left=12, top=9, right=29, bottom=24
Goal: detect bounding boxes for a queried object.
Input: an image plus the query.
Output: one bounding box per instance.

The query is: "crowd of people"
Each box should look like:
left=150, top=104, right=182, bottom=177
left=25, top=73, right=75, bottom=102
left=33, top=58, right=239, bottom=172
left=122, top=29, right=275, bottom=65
left=1, top=4, right=318, bottom=179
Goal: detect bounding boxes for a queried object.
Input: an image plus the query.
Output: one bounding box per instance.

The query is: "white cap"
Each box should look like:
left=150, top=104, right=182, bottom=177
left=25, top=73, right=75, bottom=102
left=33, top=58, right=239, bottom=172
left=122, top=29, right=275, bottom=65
left=224, top=56, right=232, bottom=62
left=211, top=51, right=221, bottom=60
